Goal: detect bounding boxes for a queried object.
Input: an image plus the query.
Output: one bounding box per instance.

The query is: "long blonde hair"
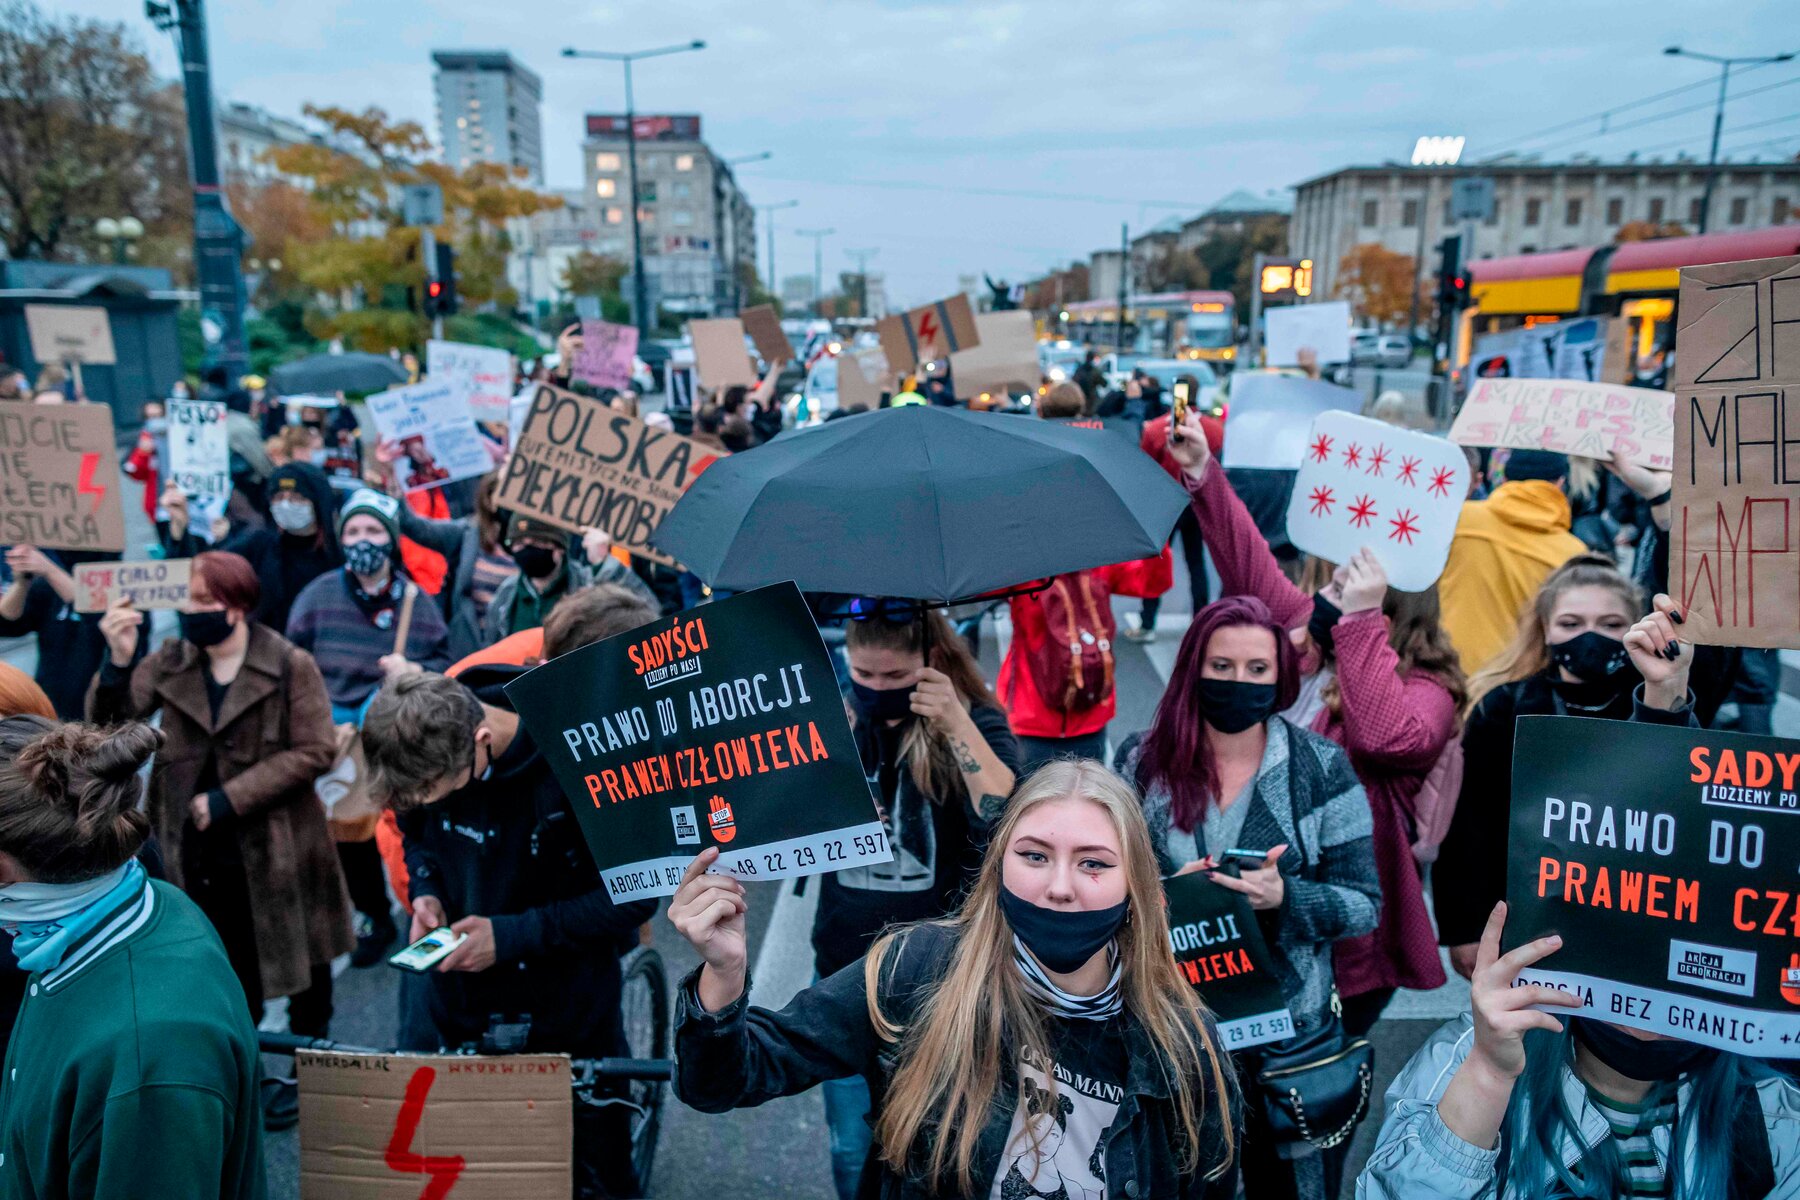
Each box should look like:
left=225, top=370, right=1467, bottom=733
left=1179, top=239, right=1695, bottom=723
left=864, top=760, right=1237, bottom=1194
left=1464, top=553, right=1641, bottom=715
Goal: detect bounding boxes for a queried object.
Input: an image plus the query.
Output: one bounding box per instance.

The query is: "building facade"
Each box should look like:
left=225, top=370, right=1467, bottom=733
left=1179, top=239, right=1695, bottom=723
left=581, top=114, right=756, bottom=318
left=433, top=51, right=544, bottom=183
left=217, top=101, right=323, bottom=187
left=1177, top=189, right=1293, bottom=253
left=506, top=189, right=608, bottom=317
left=1291, top=159, right=1799, bottom=300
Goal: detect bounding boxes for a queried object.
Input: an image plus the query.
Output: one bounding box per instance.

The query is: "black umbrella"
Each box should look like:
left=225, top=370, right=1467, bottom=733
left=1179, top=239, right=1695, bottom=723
left=652, top=406, right=1187, bottom=601
left=270, top=352, right=408, bottom=396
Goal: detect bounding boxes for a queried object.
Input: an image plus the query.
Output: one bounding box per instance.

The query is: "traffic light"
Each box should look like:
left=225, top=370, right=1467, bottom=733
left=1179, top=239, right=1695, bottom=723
left=425, top=243, right=458, bottom=318
left=1435, top=234, right=1467, bottom=311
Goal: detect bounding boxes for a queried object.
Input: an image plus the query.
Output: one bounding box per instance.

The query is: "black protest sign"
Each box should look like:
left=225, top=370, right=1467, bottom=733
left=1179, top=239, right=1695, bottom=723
left=1163, top=871, right=1293, bottom=1049
left=504, top=582, right=891, bottom=901
left=1504, top=716, right=1800, bottom=1057
left=496, top=382, right=720, bottom=566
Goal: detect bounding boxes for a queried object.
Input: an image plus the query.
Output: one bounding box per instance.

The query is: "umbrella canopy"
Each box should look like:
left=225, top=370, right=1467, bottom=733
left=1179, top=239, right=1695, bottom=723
left=270, top=352, right=408, bottom=396
left=652, top=406, right=1187, bottom=601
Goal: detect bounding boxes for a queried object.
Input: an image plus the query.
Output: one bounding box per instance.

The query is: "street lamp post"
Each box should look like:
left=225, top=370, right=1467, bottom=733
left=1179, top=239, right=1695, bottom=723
left=796, top=228, right=834, bottom=318
left=758, top=200, right=798, bottom=304
left=1663, top=46, right=1795, bottom=234
left=563, top=40, right=706, bottom=338
left=93, top=216, right=145, bottom=265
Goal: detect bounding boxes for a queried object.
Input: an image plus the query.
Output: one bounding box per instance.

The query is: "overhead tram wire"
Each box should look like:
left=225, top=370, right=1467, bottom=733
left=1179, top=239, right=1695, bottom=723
left=732, top=169, right=1194, bottom=210
left=1481, top=72, right=1800, bottom=162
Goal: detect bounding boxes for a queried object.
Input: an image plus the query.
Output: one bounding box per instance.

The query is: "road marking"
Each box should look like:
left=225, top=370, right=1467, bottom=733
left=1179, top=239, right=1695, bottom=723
left=749, top=874, right=821, bottom=1011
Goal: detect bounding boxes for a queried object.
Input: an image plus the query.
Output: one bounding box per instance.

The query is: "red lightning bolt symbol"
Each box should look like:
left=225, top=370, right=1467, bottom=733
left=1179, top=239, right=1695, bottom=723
left=915, top=309, right=939, bottom=352
left=76, top=452, right=107, bottom=512
left=385, top=1067, right=466, bottom=1200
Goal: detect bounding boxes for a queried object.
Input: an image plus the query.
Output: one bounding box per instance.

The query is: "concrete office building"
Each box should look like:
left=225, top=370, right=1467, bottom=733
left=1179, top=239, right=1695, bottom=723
left=433, top=51, right=544, bottom=183
left=582, top=114, right=756, bottom=317
left=1290, top=158, right=1799, bottom=299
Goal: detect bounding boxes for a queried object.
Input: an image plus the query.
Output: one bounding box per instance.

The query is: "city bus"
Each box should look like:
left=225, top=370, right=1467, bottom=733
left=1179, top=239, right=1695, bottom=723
left=1459, top=225, right=1800, bottom=384
left=1057, top=290, right=1238, bottom=367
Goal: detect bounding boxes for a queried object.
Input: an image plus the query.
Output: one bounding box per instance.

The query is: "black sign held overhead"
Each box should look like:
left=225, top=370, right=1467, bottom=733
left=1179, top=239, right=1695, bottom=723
left=504, top=583, right=892, bottom=901
left=1163, top=872, right=1293, bottom=1050
left=1504, top=716, right=1800, bottom=1057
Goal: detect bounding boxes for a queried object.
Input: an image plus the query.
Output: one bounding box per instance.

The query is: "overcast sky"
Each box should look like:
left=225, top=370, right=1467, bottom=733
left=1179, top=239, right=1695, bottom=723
left=71, top=0, right=1800, bottom=305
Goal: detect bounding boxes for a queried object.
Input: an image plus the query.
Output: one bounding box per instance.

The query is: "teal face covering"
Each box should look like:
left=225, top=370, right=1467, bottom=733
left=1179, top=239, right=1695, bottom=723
left=0, top=860, right=145, bottom=972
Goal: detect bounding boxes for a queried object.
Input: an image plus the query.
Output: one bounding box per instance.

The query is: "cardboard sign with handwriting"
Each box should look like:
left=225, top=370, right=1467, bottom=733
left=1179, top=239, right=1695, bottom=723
left=496, top=382, right=719, bottom=566
left=74, top=559, right=190, bottom=613
left=0, top=406, right=126, bottom=551
left=24, top=305, right=116, bottom=365
left=949, top=310, right=1039, bottom=402
left=1669, top=253, right=1800, bottom=648
left=688, top=319, right=757, bottom=390
left=297, top=1050, right=571, bottom=1199
left=740, top=306, right=794, bottom=364
left=876, top=293, right=980, bottom=373
left=1449, top=377, right=1674, bottom=470
left=572, top=320, right=639, bottom=392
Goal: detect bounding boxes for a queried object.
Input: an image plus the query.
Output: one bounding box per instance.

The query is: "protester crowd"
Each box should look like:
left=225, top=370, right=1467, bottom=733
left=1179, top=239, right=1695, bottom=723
left=0, top=320, right=1796, bottom=1200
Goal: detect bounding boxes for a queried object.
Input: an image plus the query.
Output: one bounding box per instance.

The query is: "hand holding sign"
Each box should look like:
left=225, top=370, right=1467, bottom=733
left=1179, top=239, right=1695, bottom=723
left=1623, top=594, right=1693, bottom=707
left=98, top=600, right=144, bottom=668
left=1468, top=904, right=1582, bottom=1078
left=669, top=847, right=750, bottom=1011
left=1335, top=548, right=1388, bottom=614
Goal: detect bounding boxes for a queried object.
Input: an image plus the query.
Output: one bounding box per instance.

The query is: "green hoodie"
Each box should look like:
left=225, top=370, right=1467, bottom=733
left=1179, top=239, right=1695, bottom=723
left=0, top=880, right=265, bottom=1199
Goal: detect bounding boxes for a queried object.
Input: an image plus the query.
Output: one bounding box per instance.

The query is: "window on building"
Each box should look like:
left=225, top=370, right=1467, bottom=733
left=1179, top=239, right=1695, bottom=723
left=672, top=209, right=694, bottom=227
left=1605, top=197, right=1623, bottom=224
left=1525, top=198, right=1543, bottom=226
left=1520, top=245, right=1537, bottom=254
left=1486, top=198, right=1502, bottom=227
left=1565, top=198, right=1582, bottom=225
left=1442, top=198, right=1452, bottom=223
left=1689, top=197, right=1703, bottom=225
left=673, top=181, right=692, bottom=200
left=604, top=207, right=623, bottom=225
left=1729, top=196, right=1748, bottom=225
left=638, top=208, right=655, bottom=227
left=642, top=154, right=663, bottom=172
left=596, top=152, right=622, bottom=171
left=675, top=154, right=695, bottom=171
left=639, top=181, right=657, bottom=203
left=1361, top=199, right=1379, bottom=226
left=1777, top=197, right=1792, bottom=224
left=1647, top=197, right=1665, bottom=223
left=1401, top=198, right=1419, bottom=228
left=595, top=178, right=616, bottom=199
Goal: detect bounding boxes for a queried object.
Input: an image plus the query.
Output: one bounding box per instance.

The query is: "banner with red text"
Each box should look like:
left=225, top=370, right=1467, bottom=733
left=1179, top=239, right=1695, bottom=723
left=1163, top=871, right=1293, bottom=1049
left=1504, top=716, right=1800, bottom=1056
left=505, top=582, right=890, bottom=901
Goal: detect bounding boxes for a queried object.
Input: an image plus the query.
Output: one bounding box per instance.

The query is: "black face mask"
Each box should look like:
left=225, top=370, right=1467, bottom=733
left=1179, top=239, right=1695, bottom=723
left=1308, top=592, right=1343, bottom=655
left=1573, top=1017, right=1717, bottom=1082
left=849, top=680, right=916, bottom=722
left=179, top=609, right=235, bottom=649
left=1196, top=678, right=1278, bottom=735
left=1000, top=885, right=1128, bottom=974
left=1549, top=630, right=1633, bottom=683
left=512, top=544, right=561, bottom=580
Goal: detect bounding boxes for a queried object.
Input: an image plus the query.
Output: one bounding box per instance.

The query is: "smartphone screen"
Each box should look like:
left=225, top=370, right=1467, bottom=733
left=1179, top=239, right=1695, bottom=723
left=389, top=927, right=466, bottom=973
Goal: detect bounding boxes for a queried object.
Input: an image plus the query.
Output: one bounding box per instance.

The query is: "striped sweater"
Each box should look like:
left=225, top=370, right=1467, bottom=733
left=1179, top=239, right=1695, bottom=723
left=286, top=569, right=451, bottom=709
left=1118, top=717, right=1380, bottom=1031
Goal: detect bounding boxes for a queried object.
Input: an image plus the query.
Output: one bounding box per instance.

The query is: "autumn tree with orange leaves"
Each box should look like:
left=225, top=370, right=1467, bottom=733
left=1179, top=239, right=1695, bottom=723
left=1334, top=242, right=1419, bottom=328
left=265, top=104, right=561, bottom=351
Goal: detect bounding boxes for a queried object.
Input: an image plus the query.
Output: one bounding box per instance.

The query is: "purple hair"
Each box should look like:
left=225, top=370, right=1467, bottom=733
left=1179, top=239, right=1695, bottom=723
left=1137, top=594, right=1301, bottom=832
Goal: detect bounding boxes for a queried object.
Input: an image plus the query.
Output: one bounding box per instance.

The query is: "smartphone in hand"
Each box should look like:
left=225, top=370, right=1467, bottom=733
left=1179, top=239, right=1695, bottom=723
left=388, top=927, right=466, bottom=973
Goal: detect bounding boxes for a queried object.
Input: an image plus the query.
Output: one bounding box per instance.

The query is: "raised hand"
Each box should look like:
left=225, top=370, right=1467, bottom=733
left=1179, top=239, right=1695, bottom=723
left=667, top=847, right=749, bottom=1011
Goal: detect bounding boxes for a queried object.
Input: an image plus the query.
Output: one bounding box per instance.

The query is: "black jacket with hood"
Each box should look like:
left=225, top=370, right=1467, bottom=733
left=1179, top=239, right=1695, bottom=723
left=396, top=663, right=657, bottom=1053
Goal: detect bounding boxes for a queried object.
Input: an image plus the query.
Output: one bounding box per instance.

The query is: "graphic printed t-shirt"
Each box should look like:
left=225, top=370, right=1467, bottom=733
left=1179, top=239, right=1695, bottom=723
left=990, top=1019, right=1127, bottom=1200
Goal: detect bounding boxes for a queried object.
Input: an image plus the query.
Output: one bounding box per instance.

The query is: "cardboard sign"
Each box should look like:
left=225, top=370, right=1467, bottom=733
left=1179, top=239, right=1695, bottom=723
left=1219, top=374, right=1361, bottom=470
left=505, top=582, right=892, bottom=901
left=0, top=405, right=126, bottom=551
left=1669, top=253, right=1800, bottom=649
left=296, top=1050, right=571, bottom=1199
left=572, top=320, right=639, bottom=392
left=1469, top=317, right=1615, bottom=383
left=1449, top=377, right=1674, bottom=470
left=1503, top=717, right=1800, bottom=1057
left=427, top=339, right=514, bottom=423
left=168, top=398, right=230, bottom=532
left=1163, top=872, right=1294, bottom=1050
left=688, top=318, right=757, bottom=390
left=740, top=305, right=794, bottom=364
left=949, top=310, right=1040, bottom=402
left=366, top=379, right=493, bottom=492
left=496, top=382, right=719, bottom=566
left=1285, top=411, right=1467, bottom=591
left=876, top=293, right=981, bottom=374
left=73, top=559, right=190, bottom=613
left=835, top=349, right=889, bottom=411
left=1264, top=300, right=1351, bottom=367
left=24, top=304, right=116, bottom=365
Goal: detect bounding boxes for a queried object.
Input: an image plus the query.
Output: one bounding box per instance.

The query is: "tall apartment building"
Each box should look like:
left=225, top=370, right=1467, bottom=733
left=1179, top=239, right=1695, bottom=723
left=432, top=51, right=544, bottom=184
left=581, top=114, right=756, bottom=317
left=1290, top=158, right=1799, bottom=299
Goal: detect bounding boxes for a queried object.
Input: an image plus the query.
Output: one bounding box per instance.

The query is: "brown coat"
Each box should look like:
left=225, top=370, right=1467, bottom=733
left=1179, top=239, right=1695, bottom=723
left=90, top=623, right=353, bottom=998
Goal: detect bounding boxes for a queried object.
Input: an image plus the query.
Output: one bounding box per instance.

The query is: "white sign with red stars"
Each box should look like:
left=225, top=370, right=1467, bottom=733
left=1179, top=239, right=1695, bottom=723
left=1284, top=411, right=1467, bottom=592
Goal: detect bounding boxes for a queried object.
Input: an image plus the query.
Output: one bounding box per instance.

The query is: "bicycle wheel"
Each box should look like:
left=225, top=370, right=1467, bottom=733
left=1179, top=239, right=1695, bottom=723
left=617, top=945, right=670, bottom=1191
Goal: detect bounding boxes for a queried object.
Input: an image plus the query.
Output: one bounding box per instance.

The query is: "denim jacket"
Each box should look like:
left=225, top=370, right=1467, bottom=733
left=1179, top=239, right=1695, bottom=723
left=675, top=922, right=1240, bottom=1200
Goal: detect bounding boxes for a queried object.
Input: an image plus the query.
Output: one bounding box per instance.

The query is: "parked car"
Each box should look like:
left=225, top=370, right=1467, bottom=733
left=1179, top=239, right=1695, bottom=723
left=1351, top=332, right=1412, bottom=369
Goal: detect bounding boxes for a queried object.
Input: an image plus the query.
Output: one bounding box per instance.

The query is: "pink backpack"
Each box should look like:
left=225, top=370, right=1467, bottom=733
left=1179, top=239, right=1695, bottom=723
left=1398, top=738, right=1463, bottom=864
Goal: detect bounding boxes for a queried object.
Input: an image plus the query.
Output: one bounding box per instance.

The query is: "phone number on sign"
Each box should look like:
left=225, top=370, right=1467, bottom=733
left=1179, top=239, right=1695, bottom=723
left=601, top=822, right=894, bottom=900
